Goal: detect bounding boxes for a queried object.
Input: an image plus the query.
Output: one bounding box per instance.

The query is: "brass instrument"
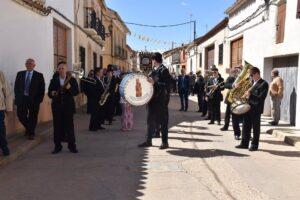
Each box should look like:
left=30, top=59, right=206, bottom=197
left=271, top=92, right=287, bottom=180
left=99, top=77, right=111, bottom=106
left=207, top=81, right=224, bottom=99
left=73, top=68, right=96, bottom=85
left=228, top=61, right=254, bottom=115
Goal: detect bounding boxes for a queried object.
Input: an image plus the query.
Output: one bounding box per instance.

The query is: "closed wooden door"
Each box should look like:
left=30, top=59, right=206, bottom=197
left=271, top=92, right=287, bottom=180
left=206, top=46, right=215, bottom=69
left=276, top=2, right=286, bottom=44
left=231, top=37, right=243, bottom=68
left=53, top=22, right=68, bottom=69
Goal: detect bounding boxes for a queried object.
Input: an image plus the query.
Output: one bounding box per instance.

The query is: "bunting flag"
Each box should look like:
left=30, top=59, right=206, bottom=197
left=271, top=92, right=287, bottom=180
left=129, top=31, right=178, bottom=46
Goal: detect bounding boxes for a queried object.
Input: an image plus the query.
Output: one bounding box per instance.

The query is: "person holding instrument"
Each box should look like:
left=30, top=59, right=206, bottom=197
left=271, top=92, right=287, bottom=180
left=48, top=61, right=79, bottom=154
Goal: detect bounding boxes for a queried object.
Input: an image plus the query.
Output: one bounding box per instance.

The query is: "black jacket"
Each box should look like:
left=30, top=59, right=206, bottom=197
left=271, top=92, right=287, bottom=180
left=223, top=76, right=236, bottom=90
left=193, top=75, right=205, bottom=95
left=48, top=76, right=79, bottom=114
left=14, top=70, right=45, bottom=105
left=207, top=76, right=224, bottom=101
left=248, top=79, right=269, bottom=114
left=178, top=75, right=190, bottom=94
left=148, top=66, right=170, bottom=110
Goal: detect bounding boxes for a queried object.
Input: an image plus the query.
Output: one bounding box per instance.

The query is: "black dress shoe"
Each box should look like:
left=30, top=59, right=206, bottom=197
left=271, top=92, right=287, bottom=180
left=138, top=142, right=152, bottom=148
left=208, top=122, right=214, bottom=125
left=98, top=126, right=105, bottom=130
left=234, top=136, right=241, bottom=140
left=249, top=145, right=258, bottom=151
left=235, top=144, right=248, bottom=149
left=52, top=148, right=62, bottom=154
left=159, top=143, right=169, bottom=149
left=69, top=148, right=79, bottom=153
left=179, top=109, right=183, bottom=111
left=268, top=121, right=278, bottom=126
left=217, top=122, right=221, bottom=126
left=28, top=135, right=35, bottom=140
left=2, top=148, right=10, bottom=156
left=220, top=127, right=228, bottom=131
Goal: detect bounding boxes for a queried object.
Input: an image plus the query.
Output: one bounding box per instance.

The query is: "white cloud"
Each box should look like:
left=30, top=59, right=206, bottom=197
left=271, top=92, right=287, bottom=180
left=181, top=1, right=187, bottom=6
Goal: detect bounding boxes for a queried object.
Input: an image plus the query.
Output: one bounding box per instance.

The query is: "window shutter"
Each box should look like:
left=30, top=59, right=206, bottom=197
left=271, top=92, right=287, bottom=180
left=297, top=0, right=300, bottom=19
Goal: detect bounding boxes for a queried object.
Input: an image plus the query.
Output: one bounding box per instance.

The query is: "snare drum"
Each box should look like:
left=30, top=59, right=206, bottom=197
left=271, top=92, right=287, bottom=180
left=231, top=100, right=251, bottom=115
left=119, top=73, right=154, bottom=106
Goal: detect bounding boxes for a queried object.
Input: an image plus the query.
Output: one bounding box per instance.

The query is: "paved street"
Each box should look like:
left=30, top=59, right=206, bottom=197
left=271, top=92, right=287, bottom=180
left=0, top=96, right=300, bottom=200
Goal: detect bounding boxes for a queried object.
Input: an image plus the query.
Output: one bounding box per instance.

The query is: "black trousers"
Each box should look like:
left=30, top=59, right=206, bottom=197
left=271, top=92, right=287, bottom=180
left=232, top=113, right=242, bottom=137
left=197, top=94, right=204, bottom=112
left=147, top=109, right=168, bottom=144
left=105, top=96, right=114, bottom=123
left=179, top=92, right=189, bottom=110
left=224, top=104, right=231, bottom=128
left=210, top=100, right=221, bottom=123
left=241, top=109, right=261, bottom=147
left=202, top=99, right=208, bottom=116
left=17, top=96, right=40, bottom=136
left=52, top=105, right=76, bottom=149
left=89, top=104, right=104, bottom=130
left=0, top=111, right=9, bottom=152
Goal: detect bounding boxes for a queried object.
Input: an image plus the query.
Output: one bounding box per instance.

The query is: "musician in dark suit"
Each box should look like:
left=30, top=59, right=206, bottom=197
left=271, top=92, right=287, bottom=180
left=48, top=62, right=79, bottom=154
left=139, top=52, right=171, bottom=149
left=193, top=71, right=205, bottom=112
left=88, top=68, right=105, bottom=131
left=14, top=58, right=45, bottom=140
left=81, top=70, right=95, bottom=114
left=178, top=68, right=190, bottom=112
left=104, top=66, right=117, bottom=125
left=221, top=67, right=242, bottom=140
left=236, top=67, right=269, bottom=151
left=207, top=68, right=224, bottom=125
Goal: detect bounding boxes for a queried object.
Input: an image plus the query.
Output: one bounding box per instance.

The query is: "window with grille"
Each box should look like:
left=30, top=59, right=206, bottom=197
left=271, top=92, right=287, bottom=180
left=93, top=52, right=97, bottom=69
left=218, top=44, right=224, bottom=65
left=79, top=46, right=86, bottom=70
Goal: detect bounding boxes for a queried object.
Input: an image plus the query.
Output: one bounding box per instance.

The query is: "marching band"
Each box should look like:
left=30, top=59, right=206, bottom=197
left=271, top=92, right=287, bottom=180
left=0, top=53, right=272, bottom=157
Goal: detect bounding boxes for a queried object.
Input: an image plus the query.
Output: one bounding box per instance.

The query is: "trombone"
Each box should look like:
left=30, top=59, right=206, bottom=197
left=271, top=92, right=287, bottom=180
left=72, top=69, right=97, bottom=84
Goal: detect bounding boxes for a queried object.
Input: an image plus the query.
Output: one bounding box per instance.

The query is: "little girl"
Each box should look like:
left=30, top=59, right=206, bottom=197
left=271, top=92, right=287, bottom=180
left=120, top=96, right=133, bottom=131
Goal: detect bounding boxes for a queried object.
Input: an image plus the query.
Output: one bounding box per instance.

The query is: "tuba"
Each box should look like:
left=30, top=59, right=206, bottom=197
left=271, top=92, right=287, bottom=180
left=228, top=62, right=253, bottom=115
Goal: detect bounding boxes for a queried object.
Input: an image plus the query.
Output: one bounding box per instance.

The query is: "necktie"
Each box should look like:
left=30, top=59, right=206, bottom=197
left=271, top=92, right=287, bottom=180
left=24, top=73, right=31, bottom=96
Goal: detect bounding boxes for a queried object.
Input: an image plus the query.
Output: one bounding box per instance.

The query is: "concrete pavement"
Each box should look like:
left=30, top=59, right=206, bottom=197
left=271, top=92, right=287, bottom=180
left=0, top=96, right=299, bottom=200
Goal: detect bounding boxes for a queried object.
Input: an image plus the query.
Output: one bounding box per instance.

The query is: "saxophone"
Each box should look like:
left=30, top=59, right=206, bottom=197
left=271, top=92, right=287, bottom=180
left=226, top=62, right=253, bottom=104
left=99, top=77, right=111, bottom=106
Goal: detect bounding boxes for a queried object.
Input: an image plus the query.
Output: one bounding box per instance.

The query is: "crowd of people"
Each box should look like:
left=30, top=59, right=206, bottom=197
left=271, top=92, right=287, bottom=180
left=170, top=64, right=284, bottom=151
left=0, top=54, right=285, bottom=156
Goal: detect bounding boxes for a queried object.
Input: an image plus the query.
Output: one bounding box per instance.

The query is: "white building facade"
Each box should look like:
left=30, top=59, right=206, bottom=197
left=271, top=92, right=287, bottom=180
left=0, top=0, right=76, bottom=134
left=226, top=0, right=300, bottom=126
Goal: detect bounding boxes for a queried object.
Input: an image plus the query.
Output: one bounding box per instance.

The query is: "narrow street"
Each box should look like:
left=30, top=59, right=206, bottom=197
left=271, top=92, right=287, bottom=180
left=0, top=96, right=299, bottom=200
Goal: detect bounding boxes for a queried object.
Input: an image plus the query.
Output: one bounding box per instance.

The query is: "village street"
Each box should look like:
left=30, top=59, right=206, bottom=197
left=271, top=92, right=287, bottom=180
left=0, top=96, right=299, bottom=200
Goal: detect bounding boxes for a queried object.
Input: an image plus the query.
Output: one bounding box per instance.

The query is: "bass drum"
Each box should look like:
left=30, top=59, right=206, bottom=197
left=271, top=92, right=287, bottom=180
left=231, top=100, right=251, bottom=115
left=119, top=73, right=154, bottom=106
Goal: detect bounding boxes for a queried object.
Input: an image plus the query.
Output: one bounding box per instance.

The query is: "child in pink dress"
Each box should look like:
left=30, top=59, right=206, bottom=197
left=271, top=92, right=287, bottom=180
left=120, top=97, right=133, bottom=131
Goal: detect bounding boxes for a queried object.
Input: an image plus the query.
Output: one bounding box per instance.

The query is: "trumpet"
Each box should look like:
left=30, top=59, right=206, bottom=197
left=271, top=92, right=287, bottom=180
left=73, top=69, right=96, bottom=84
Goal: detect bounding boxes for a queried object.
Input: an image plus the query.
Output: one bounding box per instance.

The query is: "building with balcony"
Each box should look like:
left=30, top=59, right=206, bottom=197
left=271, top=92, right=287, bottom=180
left=163, top=45, right=188, bottom=75
left=102, top=8, right=130, bottom=71
left=74, top=0, right=106, bottom=73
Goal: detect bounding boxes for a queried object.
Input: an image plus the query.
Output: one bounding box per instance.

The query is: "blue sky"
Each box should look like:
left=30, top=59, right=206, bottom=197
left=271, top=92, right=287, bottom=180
left=106, top=0, right=235, bottom=52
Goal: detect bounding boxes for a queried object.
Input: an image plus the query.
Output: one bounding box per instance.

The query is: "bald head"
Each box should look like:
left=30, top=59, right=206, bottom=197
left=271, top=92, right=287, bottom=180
left=25, top=58, right=36, bottom=71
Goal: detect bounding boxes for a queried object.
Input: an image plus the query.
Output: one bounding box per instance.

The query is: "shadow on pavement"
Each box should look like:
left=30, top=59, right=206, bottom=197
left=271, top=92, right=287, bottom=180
left=166, top=148, right=249, bottom=158
left=168, top=136, right=213, bottom=143
left=260, top=149, right=300, bottom=157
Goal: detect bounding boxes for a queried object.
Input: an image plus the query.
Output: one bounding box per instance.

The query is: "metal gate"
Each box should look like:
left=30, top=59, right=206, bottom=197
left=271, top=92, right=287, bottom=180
left=274, top=56, right=298, bottom=125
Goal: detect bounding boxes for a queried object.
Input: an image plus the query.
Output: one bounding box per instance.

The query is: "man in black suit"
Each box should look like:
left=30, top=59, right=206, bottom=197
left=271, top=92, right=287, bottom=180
left=14, top=58, right=45, bottom=140
left=221, top=67, right=242, bottom=140
left=193, top=71, right=205, bottom=112
left=236, top=67, right=269, bottom=151
left=207, top=68, right=224, bottom=125
left=178, top=68, right=190, bottom=111
left=48, top=61, right=79, bottom=154
left=89, top=68, right=105, bottom=131
left=139, top=52, right=171, bottom=149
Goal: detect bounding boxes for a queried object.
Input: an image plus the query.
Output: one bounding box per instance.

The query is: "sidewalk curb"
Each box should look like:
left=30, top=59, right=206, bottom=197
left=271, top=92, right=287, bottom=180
left=266, top=129, right=300, bottom=150
left=0, top=128, right=52, bottom=168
